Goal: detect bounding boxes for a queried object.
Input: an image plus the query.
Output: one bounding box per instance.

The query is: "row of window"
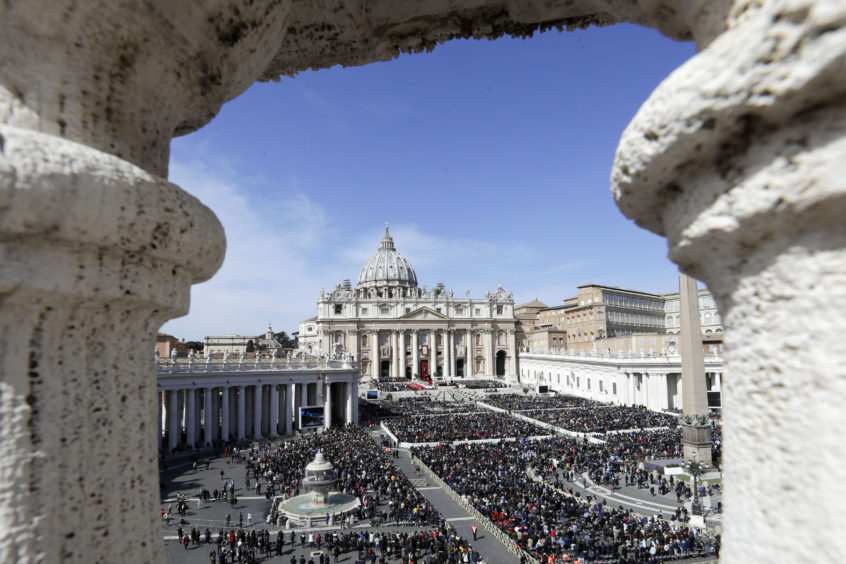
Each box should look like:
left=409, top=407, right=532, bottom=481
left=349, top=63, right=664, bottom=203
left=333, top=304, right=506, bottom=316
left=330, top=331, right=509, bottom=347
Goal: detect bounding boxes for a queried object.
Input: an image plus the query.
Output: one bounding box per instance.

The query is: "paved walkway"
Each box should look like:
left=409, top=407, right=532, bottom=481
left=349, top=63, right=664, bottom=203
left=368, top=430, right=520, bottom=564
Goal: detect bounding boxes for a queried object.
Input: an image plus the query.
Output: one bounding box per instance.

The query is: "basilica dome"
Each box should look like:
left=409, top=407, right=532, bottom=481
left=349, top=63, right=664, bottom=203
left=358, top=225, right=418, bottom=290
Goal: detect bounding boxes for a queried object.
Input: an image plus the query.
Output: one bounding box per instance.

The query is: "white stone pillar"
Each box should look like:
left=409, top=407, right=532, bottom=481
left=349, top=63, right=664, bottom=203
left=444, top=330, right=452, bottom=378
left=221, top=387, right=230, bottom=442
left=486, top=329, right=495, bottom=377
left=253, top=385, right=262, bottom=439
left=203, top=387, right=213, bottom=446
left=351, top=329, right=360, bottom=363
left=391, top=330, right=399, bottom=378
left=185, top=388, right=196, bottom=447
left=352, top=379, right=359, bottom=424
left=398, top=331, right=406, bottom=379
left=430, top=330, right=438, bottom=377
left=168, top=390, right=179, bottom=451
left=345, top=382, right=354, bottom=424
left=466, top=329, right=474, bottom=378
left=324, top=382, right=332, bottom=430
left=412, top=330, right=420, bottom=379
left=286, top=383, right=294, bottom=435
left=237, top=387, right=246, bottom=440
left=269, top=385, right=279, bottom=436
left=371, top=331, right=380, bottom=379
left=508, top=329, right=518, bottom=381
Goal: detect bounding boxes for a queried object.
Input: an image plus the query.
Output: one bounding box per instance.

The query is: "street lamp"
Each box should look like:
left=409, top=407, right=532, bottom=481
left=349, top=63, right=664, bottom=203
left=684, top=450, right=708, bottom=516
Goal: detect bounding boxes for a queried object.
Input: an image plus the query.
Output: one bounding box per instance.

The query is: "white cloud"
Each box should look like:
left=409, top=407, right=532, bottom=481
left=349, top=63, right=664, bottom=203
left=159, top=153, right=333, bottom=340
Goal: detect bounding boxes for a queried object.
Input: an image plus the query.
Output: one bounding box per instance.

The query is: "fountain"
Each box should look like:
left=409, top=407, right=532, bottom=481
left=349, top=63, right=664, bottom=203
left=273, top=450, right=361, bottom=527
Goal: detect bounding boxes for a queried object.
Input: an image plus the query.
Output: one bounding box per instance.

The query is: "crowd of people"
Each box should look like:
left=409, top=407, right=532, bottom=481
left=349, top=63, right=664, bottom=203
left=384, top=412, right=547, bottom=444
left=411, top=438, right=718, bottom=563
left=519, top=406, right=676, bottom=435
left=179, top=525, right=482, bottom=564
left=483, top=394, right=600, bottom=411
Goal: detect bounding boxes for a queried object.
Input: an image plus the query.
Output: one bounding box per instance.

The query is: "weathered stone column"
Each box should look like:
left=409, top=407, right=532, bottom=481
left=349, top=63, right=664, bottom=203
left=613, top=2, right=846, bottom=560
left=324, top=381, right=332, bottom=430
left=220, top=386, right=230, bottom=443
left=286, top=382, right=294, bottom=435
left=270, top=385, right=279, bottom=437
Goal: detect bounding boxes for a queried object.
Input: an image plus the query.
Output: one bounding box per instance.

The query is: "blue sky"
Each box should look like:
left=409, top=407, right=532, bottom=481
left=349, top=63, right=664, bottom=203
left=161, top=23, right=696, bottom=341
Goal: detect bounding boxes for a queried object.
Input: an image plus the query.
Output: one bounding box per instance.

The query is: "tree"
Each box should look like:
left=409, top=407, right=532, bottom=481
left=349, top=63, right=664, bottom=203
left=246, top=339, right=255, bottom=353
left=185, top=341, right=204, bottom=353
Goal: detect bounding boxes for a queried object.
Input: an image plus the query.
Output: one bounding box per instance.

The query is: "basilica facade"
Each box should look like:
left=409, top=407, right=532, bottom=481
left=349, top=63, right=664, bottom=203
left=298, top=226, right=518, bottom=381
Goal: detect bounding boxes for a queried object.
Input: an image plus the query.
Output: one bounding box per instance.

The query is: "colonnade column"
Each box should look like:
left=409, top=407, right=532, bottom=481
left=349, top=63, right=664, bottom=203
left=270, top=385, right=279, bottom=436
left=398, top=331, right=406, bottom=379
left=286, top=383, right=294, bottom=435
left=466, top=330, right=474, bottom=377
left=253, top=384, right=262, bottom=439
left=345, top=382, right=354, bottom=424
left=237, top=387, right=246, bottom=440
left=185, top=389, right=196, bottom=447
left=412, top=330, right=420, bottom=379
left=203, top=388, right=213, bottom=446
left=168, top=390, right=179, bottom=451
left=221, top=387, right=230, bottom=442
left=324, top=382, right=332, bottom=430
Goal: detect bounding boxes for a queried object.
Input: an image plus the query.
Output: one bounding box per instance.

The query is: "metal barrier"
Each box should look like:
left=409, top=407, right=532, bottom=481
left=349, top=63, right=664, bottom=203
left=410, top=453, right=540, bottom=564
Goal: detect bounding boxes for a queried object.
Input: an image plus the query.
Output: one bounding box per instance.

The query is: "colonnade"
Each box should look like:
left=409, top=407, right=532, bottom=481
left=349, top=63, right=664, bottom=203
left=159, top=379, right=359, bottom=450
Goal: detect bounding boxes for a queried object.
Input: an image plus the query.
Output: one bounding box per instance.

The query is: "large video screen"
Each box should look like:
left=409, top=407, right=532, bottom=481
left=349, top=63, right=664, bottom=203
left=537, top=385, right=549, bottom=394
left=707, top=391, right=721, bottom=408
left=299, top=406, right=325, bottom=429
left=366, top=390, right=379, bottom=400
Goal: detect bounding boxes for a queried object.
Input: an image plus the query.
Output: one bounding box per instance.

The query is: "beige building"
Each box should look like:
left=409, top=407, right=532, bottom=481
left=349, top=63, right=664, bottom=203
left=520, top=284, right=722, bottom=354
left=514, top=298, right=547, bottom=351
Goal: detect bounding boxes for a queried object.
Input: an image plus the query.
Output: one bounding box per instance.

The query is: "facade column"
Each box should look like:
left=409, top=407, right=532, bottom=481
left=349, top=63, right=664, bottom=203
left=430, top=330, right=438, bottom=377
left=185, top=388, right=196, bottom=447
left=466, top=329, right=474, bottom=378
left=371, top=331, right=380, bottom=379
left=324, top=382, right=332, bottom=430
left=253, top=385, right=262, bottom=439
left=508, top=329, right=518, bottom=381
left=270, top=385, right=279, bottom=436
left=237, top=387, right=246, bottom=440
left=398, top=331, right=406, bottom=379
left=412, top=330, right=420, bottom=379
left=485, top=329, right=495, bottom=377
left=443, top=330, right=452, bottom=378
left=221, top=387, right=230, bottom=442
left=168, top=390, right=179, bottom=451
left=351, top=329, right=360, bottom=363
left=391, top=330, right=399, bottom=378
left=203, top=387, right=213, bottom=446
